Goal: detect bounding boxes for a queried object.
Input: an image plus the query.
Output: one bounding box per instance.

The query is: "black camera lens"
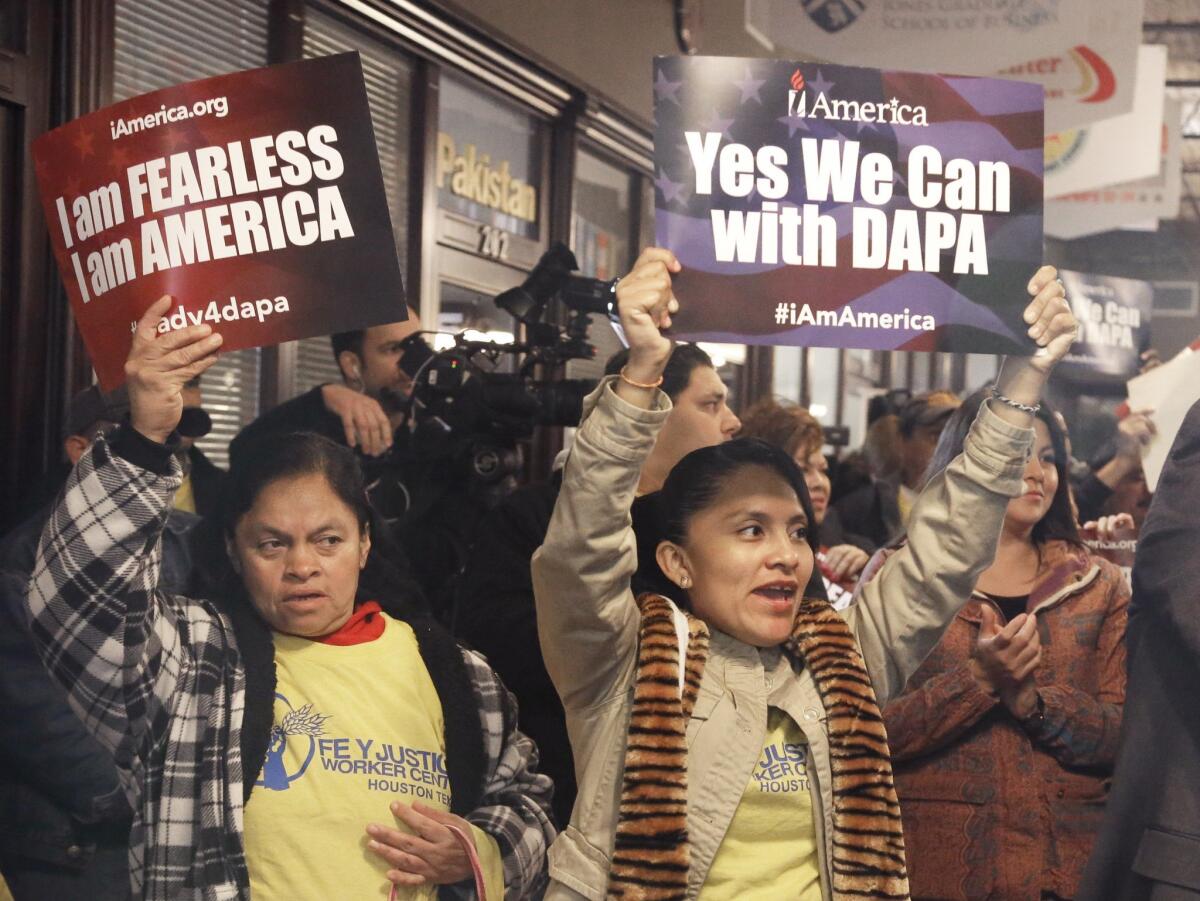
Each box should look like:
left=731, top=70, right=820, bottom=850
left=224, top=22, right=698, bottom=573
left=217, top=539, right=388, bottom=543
left=397, top=333, right=435, bottom=379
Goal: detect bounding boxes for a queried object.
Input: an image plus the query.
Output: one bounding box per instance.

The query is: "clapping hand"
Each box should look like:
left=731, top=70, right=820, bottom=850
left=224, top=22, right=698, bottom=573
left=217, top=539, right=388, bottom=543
left=971, top=606, right=1042, bottom=713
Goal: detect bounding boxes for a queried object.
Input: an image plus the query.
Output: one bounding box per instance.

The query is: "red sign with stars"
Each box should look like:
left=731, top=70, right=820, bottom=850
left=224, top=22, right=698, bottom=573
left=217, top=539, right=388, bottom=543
left=33, top=52, right=406, bottom=388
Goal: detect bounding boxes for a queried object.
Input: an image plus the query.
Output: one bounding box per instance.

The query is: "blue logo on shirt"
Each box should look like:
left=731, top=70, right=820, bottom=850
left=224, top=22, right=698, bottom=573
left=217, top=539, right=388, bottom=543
left=755, top=740, right=809, bottom=794
left=257, top=692, right=330, bottom=791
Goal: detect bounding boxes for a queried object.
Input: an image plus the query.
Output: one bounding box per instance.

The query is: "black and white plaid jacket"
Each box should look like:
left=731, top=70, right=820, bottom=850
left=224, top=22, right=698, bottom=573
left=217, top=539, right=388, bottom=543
left=25, top=428, right=554, bottom=900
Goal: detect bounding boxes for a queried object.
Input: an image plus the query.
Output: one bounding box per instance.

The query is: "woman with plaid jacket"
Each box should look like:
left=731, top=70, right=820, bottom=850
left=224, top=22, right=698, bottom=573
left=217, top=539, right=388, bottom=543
left=24, top=296, right=554, bottom=900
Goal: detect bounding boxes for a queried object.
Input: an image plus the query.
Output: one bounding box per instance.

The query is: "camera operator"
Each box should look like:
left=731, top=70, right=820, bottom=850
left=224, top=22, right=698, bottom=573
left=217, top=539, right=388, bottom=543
left=228, top=309, right=423, bottom=466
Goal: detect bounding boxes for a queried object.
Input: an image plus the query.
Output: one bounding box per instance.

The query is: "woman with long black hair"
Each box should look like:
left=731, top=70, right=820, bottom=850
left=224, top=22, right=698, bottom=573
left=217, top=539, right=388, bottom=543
left=878, top=391, right=1129, bottom=900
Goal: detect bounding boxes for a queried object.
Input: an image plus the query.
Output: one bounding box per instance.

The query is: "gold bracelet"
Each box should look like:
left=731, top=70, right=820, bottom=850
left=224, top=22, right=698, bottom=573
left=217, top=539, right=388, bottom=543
left=619, top=366, right=664, bottom=390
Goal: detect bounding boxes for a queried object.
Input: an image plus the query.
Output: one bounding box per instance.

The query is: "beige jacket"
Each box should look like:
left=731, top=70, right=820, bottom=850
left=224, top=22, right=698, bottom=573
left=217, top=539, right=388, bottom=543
left=532, top=378, right=1033, bottom=900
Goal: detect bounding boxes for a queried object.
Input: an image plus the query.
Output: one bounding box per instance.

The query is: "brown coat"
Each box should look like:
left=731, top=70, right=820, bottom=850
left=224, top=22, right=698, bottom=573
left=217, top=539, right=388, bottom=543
left=880, top=540, right=1129, bottom=900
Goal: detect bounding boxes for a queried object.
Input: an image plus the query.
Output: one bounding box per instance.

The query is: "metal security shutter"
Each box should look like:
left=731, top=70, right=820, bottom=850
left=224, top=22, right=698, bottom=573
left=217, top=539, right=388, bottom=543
left=288, top=8, right=413, bottom=397
left=197, top=351, right=262, bottom=469
left=293, top=335, right=343, bottom=398
left=112, top=0, right=269, bottom=469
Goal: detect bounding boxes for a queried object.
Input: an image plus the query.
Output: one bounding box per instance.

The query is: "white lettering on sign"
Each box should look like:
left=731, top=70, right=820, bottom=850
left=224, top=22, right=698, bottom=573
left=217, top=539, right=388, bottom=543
left=684, top=132, right=1007, bottom=275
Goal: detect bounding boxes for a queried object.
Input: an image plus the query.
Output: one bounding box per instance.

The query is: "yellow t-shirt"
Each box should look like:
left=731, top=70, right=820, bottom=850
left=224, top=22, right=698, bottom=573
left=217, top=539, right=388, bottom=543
left=243, top=615, right=503, bottom=900
left=700, top=707, right=822, bottom=900
left=172, top=473, right=196, bottom=513
left=897, top=483, right=917, bottom=526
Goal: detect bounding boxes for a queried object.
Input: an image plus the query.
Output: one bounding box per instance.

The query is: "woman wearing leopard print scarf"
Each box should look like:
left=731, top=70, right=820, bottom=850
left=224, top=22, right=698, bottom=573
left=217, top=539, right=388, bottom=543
left=532, top=247, right=1078, bottom=901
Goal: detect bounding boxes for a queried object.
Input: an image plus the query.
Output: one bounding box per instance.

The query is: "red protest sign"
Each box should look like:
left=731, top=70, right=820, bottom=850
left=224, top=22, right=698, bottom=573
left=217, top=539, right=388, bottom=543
left=33, top=52, right=405, bottom=388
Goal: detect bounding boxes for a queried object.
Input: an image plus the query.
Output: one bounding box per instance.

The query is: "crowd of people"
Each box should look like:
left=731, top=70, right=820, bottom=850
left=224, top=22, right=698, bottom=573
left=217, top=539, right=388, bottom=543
left=1, top=245, right=1193, bottom=900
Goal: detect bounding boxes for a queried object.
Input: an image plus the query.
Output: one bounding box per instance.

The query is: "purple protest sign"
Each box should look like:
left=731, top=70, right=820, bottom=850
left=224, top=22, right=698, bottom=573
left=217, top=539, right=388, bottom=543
left=654, top=56, right=1044, bottom=354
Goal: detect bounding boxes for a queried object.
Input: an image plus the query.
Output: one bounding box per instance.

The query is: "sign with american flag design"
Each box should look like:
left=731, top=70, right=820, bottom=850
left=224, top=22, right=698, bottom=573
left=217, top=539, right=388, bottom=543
left=654, top=56, right=1044, bottom=355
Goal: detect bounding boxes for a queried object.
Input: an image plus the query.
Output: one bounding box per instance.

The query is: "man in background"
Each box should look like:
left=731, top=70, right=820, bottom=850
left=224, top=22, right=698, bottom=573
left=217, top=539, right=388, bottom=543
left=455, top=343, right=742, bottom=825
left=229, top=311, right=423, bottom=465
left=0, top=386, right=200, bottom=900
left=1079, top=398, right=1200, bottom=899
left=835, top=390, right=962, bottom=548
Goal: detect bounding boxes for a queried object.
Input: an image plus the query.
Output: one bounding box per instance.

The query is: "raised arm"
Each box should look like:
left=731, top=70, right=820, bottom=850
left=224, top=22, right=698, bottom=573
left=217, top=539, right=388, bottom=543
left=24, top=295, right=223, bottom=765
left=848, top=267, right=1078, bottom=703
left=532, top=248, right=678, bottom=712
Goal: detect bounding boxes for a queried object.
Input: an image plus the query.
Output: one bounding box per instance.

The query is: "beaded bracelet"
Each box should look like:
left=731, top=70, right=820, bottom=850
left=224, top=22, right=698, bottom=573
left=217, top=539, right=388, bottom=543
left=989, top=386, right=1041, bottom=416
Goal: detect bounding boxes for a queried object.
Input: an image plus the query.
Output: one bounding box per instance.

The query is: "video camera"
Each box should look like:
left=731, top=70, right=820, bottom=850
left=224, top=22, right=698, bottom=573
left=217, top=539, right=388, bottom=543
left=368, top=242, right=618, bottom=518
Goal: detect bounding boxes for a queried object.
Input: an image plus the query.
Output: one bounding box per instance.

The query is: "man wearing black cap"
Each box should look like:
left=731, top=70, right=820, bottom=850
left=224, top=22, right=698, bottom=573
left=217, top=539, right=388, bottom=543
left=1, top=385, right=198, bottom=582
left=834, top=390, right=963, bottom=549
left=0, top=384, right=200, bottom=900
left=171, top=376, right=225, bottom=518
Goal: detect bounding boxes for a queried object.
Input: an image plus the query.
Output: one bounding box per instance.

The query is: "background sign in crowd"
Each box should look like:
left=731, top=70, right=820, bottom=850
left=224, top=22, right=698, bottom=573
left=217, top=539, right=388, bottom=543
left=1128, top=342, right=1200, bottom=492
left=1043, top=45, right=1167, bottom=199
left=1057, top=270, right=1153, bottom=381
left=745, top=0, right=1144, bottom=132
left=1046, top=98, right=1182, bottom=240
left=33, top=52, right=405, bottom=388
left=653, top=55, right=1044, bottom=355
left=1078, top=524, right=1137, bottom=588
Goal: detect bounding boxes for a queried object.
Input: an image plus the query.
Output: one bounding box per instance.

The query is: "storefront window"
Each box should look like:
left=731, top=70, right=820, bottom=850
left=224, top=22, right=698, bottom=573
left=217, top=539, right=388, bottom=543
left=437, top=283, right=515, bottom=343
left=437, top=73, right=542, bottom=242
left=909, top=353, right=932, bottom=394
left=568, top=148, right=636, bottom=380
left=964, top=353, right=999, bottom=394
left=572, top=149, right=632, bottom=280
left=772, top=347, right=803, bottom=403
left=699, top=343, right=747, bottom=411
left=807, top=347, right=840, bottom=425
left=889, top=351, right=910, bottom=390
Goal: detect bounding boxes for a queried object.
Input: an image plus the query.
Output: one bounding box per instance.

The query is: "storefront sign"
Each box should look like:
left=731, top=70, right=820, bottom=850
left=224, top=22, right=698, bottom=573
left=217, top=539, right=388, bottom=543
left=1044, top=45, right=1167, bottom=199
left=32, top=53, right=405, bottom=388
left=1057, top=270, right=1152, bottom=380
left=653, top=56, right=1043, bottom=355
left=1046, top=99, right=1182, bottom=240
left=436, top=74, right=542, bottom=241
left=435, top=133, right=538, bottom=223
left=745, top=0, right=1100, bottom=79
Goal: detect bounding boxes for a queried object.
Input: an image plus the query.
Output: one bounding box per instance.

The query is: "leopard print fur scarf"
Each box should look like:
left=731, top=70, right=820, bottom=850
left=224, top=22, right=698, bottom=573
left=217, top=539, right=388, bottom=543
left=607, top=593, right=910, bottom=901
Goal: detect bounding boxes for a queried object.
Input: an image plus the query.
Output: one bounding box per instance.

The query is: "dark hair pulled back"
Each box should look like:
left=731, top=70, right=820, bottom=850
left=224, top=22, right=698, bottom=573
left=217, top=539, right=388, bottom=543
left=604, top=343, right=714, bottom=401
left=193, top=432, right=425, bottom=618
left=636, top=438, right=818, bottom=608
